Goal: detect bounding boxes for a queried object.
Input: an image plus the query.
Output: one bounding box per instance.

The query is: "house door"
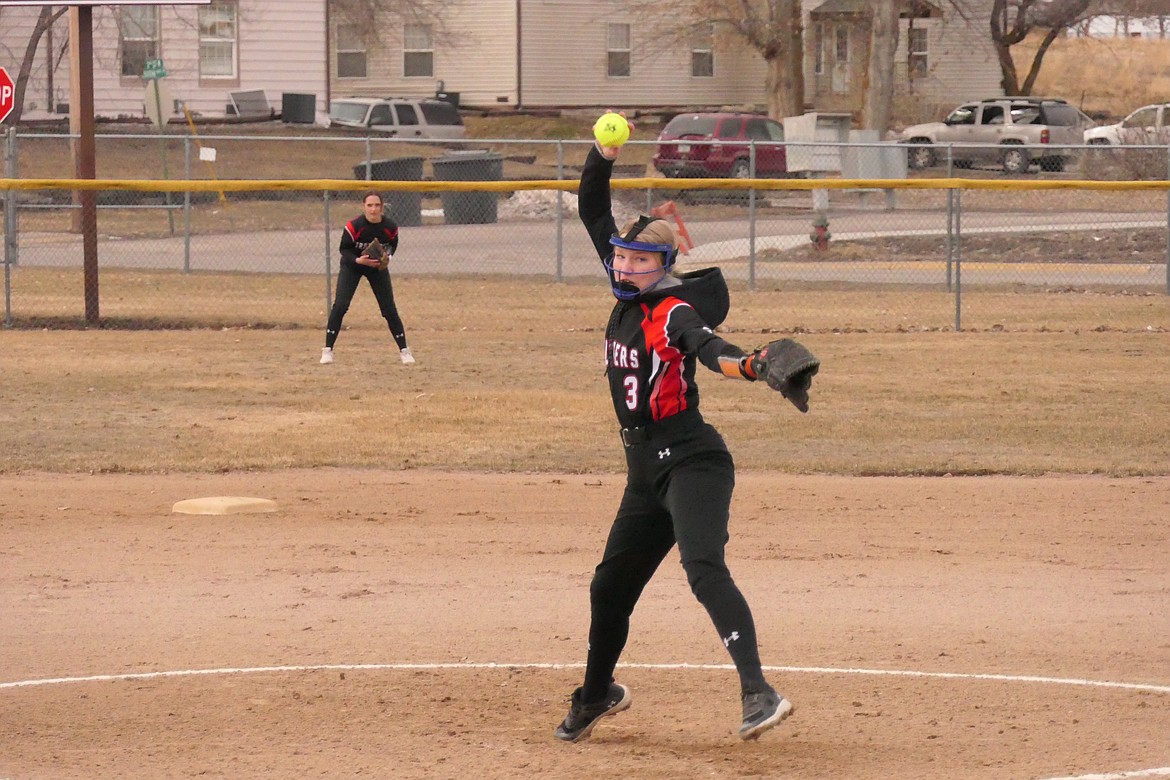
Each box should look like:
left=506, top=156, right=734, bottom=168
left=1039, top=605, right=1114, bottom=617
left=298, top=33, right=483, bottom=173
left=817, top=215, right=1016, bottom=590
left=831, top=25, right=851, bottom=94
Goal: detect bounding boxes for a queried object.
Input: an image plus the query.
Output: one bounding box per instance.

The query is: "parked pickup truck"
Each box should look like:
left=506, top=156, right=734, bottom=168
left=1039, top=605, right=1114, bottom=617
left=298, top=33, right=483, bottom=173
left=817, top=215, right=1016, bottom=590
left=1084, top=103, right=1170, bottom=146
left=899, top=97, right=1091, bottom=173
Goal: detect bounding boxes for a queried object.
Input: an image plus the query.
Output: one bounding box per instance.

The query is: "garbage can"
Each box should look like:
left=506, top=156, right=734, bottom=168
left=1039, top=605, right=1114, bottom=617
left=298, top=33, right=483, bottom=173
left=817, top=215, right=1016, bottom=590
left=431, top=150, right=503, bottom=225
left=281, top=93, right=316, bottom=124
left=353, top=157, right=424, bottom=227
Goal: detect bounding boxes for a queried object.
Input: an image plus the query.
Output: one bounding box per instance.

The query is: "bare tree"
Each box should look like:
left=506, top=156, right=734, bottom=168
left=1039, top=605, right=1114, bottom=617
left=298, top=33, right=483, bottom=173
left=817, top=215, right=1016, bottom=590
left=328, top=0, right=460, bottom=45
left=0, top=5, right=69, bottom=125
left=625, top=0, right=806, bottom=120
left=989, top=0, right=1094, bottom=95
left=1117, top=0, right=1169, bottom=35
left=862, top=0, right=900, bottom=132
left=863, top=0, right=976, bottom=134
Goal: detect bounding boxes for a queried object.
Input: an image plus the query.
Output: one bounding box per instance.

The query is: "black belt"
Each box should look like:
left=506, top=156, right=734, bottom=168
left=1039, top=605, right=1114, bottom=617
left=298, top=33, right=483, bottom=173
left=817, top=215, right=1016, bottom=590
left=619, top=408, right=702, bottom=447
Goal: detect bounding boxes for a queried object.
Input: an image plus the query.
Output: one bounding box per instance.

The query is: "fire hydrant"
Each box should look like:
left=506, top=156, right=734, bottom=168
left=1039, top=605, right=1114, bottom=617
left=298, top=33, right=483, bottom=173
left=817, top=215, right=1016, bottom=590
left=810, top=213, right=831, bottom=251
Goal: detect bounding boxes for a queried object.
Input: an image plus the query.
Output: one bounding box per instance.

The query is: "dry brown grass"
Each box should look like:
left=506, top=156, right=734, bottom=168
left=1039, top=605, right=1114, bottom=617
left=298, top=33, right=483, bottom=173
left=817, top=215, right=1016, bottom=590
left=2, top=269, right=1167, bottom=477
left=1022, top=36, right=1170, bottom=120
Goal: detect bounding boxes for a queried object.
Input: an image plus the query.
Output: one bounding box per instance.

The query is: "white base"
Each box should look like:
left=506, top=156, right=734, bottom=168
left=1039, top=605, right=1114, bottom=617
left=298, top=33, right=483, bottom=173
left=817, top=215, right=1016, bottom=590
left=172, top=496, right=278, bottom=515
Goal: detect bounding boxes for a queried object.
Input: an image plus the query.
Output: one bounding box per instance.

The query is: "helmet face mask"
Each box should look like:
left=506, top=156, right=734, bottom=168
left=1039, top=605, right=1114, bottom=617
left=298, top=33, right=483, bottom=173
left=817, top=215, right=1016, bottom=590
left=603, top=251, right=667, bottom=300
left=604, top=216, right=678, bottom=300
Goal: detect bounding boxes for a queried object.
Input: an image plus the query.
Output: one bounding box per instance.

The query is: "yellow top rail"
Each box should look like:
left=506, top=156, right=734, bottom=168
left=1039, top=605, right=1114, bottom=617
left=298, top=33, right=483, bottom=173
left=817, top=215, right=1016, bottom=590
left=3, top=177, right=1170, bottom=193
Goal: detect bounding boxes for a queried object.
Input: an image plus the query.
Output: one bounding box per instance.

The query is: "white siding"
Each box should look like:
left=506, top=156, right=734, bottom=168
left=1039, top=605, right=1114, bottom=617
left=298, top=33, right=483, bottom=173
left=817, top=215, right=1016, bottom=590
left=908, top=6, right=1001, bottom=104
left=518, top=1, right=768, bottom=108
left=331, top=1, right=517, bottom=106
left=800, top=0, right=1001, bottom=114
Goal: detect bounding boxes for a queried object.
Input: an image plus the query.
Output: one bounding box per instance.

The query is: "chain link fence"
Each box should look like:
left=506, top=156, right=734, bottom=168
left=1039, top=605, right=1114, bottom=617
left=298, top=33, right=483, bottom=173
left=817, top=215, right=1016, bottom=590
left=3, top=129, right=1169, bottom=335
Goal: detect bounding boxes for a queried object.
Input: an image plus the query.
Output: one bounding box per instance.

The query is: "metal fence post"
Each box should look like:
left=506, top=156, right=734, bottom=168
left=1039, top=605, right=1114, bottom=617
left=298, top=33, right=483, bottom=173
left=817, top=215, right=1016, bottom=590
left=946, top=144, right=956, bottom=292
left=1166, top=148, right=1170, bottom=295
left=954, top=187, right=963, bottom=332
left=183, top=136, right=191, bottom=274
left=555, top=141, right=564, bottom=282
left=3, top=128, right=12, bottom=327
left=324, top=190, right=333, bottom=312
left=5, top=126, right=18, bottom=269
left=364, top=138, right=372, bottom=179
left=945, top=189, right=954, bottom=292
left=748, top=141, right=757, bottom=292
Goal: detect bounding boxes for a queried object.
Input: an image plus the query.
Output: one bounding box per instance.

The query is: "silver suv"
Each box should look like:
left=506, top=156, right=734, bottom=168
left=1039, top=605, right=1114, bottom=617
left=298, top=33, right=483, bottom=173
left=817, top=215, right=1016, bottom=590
left=900, top=98, right=1090, bottom=173
left=328, top=97, right=465, bottom=139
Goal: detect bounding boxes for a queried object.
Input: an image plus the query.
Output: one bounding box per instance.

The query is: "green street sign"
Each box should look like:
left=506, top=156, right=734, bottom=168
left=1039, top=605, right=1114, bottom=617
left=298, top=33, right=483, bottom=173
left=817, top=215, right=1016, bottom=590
left=143, top=58, right=167, bottom=79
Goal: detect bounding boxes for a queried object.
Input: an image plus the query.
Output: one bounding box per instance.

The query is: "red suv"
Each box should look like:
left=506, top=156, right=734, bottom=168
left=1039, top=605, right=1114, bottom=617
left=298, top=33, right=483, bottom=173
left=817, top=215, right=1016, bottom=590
left=652, top=112, right=788, bottom=178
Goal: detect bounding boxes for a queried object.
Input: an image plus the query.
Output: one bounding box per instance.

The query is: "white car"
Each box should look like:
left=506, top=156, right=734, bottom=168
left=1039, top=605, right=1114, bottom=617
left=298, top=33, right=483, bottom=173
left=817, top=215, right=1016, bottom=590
left=1083, top=103, right=1170, bottom=145
left=328, top=97, right=465, bottom=140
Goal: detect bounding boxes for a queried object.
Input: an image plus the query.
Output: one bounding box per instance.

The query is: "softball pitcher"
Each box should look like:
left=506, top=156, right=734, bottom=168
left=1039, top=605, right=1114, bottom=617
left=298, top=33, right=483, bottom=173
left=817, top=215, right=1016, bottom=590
left=553, top=126, right=819, bottom=743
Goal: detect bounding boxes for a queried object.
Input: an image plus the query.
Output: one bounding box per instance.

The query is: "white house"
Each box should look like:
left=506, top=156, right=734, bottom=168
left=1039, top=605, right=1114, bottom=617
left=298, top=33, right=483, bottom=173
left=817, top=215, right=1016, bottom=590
left=804, top=0, right=1002, bottom=117
left=0, top=0, right=1002, bottom=123
left=0, top=1, right=327, bottom=122
left=1076, top=15, right=1168, bottom=39
left=327, top=0, right=1004, bottom=116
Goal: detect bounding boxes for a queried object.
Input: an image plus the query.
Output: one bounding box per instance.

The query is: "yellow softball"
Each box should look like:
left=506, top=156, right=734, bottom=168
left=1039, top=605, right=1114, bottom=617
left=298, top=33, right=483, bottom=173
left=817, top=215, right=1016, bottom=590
left=593, top=112, right=630, bottom=147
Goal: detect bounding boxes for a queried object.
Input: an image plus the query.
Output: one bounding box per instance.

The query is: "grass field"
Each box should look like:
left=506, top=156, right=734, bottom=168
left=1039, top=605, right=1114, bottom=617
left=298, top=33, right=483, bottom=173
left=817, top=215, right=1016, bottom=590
left=3, top=270, right=1168, bottom=476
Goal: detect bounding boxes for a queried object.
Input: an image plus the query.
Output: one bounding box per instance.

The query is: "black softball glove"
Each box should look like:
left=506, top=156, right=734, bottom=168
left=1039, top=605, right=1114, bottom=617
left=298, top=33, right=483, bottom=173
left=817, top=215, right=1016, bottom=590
left=749, top=338, right=821, bottom=413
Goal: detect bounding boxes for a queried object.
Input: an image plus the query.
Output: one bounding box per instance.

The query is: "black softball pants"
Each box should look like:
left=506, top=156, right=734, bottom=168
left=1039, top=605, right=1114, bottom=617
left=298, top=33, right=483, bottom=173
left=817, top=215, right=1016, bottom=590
left=325, top=263, right=407, bottom=350
left=581, top=412, right=768, bottom=702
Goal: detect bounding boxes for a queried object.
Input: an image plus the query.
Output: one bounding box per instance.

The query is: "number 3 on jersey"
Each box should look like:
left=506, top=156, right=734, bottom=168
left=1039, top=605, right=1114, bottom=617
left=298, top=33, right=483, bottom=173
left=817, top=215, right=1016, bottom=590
left=623, top=374, right=639, bottom=410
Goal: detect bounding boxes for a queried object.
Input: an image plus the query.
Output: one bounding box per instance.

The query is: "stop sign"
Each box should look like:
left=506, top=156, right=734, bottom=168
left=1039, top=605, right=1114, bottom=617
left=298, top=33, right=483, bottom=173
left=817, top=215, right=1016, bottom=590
left=0, top=66, right=14, bottom=124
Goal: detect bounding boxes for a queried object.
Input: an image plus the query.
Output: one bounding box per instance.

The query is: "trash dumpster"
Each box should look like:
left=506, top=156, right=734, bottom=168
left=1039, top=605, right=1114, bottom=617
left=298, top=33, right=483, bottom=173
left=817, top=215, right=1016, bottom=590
left=353, top=157, right=424, bottom=227
left=431, top=150, right=503, bottom=225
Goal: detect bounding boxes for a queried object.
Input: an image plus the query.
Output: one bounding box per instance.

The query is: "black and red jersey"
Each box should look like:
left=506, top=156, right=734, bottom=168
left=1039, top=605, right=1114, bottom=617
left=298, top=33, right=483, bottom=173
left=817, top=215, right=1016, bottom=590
left=339, top=215, right=399, bottom=268
left=580, top=147, right=751, bottom=430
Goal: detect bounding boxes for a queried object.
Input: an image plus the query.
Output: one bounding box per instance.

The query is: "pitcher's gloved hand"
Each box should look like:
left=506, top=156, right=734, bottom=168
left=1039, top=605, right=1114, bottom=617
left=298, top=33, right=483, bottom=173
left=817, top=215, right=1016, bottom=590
left=749, top=338, right=821, bottom=413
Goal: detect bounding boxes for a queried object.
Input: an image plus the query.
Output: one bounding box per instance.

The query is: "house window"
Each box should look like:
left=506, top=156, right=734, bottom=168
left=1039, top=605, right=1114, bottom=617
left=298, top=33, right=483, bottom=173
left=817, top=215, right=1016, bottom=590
left=119, top=6, right=158, bottom=78
left=835, top=25, right=849, bottom=63
left=691, top=25, right=713, bottom=78
left=336, top=24, right=367, bottom=78
left=404, top=23, right=434, bottom=78
left=908, top=27, right=928, bottom=77
left=199, top=2, right=237, bottom=79
left=607, top=23, right=631, bottom=77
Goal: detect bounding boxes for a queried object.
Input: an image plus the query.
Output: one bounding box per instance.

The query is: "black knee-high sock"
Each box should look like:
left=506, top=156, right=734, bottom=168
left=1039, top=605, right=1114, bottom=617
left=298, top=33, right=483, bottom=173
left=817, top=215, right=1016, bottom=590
left=694, top=577, right=769, bottom=694
left=582, top=613, right=629, bottom=703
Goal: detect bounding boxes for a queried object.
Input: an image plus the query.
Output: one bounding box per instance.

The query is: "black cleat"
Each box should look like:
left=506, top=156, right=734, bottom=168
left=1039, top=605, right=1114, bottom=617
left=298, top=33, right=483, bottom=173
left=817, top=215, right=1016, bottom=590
left=553, top=683, right=631, bottom=743
left=739, top=687, right=794, bottom=740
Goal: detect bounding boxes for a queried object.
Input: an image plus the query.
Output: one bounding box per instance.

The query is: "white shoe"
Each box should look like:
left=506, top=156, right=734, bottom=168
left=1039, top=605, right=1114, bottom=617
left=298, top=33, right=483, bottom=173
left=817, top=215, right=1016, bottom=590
left=320, top=347, right=334, bottom=364
left=400, top=347, right=415, bottom=365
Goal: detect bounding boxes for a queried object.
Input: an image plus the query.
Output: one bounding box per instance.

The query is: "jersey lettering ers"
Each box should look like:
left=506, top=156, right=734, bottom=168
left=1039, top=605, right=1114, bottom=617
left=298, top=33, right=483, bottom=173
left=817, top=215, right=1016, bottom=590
left=608, top=298, right=707, bottom=425
left=606, top=340, right=640, bottom=370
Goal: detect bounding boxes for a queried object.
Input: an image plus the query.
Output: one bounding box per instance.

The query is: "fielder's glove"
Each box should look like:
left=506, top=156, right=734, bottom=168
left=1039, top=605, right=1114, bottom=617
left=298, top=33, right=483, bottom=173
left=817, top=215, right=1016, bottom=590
left=363, top=239, right=389, bottom=269
left=749, top=338, right=821, bottom=413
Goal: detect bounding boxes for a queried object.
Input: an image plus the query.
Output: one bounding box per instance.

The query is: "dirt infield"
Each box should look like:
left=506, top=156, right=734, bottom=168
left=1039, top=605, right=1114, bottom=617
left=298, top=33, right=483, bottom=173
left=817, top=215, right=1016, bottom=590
left=2, top=468, right=1167, bottom=780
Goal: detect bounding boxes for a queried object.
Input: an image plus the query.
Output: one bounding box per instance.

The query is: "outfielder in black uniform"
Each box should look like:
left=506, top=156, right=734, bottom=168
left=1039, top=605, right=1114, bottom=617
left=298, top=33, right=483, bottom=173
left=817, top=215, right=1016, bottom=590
left=320, top=190, right=414, bottom=365
left=553, top=132, right=810, bottom=743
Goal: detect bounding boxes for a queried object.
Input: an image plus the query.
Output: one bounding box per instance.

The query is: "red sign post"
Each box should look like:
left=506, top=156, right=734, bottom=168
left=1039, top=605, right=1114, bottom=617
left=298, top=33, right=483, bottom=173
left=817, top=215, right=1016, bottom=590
left=0, top=67, right=15, bottom=124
